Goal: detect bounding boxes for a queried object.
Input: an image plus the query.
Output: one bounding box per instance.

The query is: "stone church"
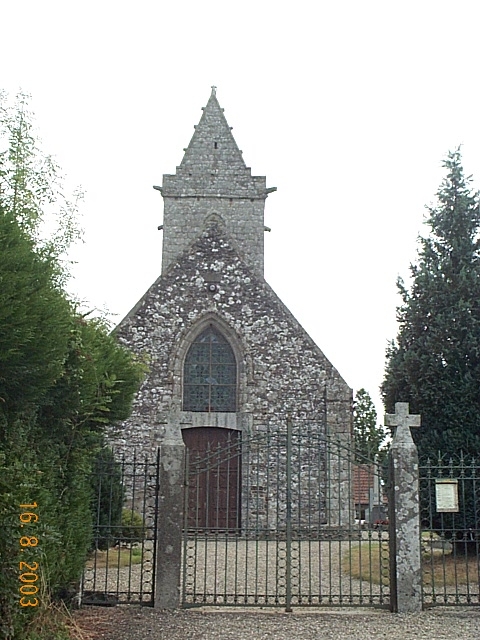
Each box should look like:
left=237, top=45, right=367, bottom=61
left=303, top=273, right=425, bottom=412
left=110, top=87, right=352, bottom=529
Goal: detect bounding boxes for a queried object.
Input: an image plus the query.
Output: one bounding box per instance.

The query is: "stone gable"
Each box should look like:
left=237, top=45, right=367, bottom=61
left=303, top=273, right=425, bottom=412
left=111, top=218, right=351, bottom=457
left=109, top=89, right=353, bottom=528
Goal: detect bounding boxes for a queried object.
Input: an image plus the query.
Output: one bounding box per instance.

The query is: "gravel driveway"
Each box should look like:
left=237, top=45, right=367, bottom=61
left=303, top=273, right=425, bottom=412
left=78, top=533, right=479, bottom=638
left=74, top=605, right=480, bottom=640
left=84, top=534, right=391, bottom=607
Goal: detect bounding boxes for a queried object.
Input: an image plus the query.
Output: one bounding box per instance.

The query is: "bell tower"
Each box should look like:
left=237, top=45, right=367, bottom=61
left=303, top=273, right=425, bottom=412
left=156, top=87, right=276, bottom=276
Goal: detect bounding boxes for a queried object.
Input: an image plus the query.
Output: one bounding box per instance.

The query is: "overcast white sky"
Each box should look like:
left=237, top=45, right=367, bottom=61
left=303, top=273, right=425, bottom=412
left=2, top=0, right=480, bottom=419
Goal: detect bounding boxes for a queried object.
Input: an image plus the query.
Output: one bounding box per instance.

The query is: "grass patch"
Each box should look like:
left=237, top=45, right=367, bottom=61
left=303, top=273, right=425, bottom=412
left=86, top=547, right=142, bottom=569
left=423, top=553, right=479, bottom=587
left=343, top=541, right=479, bottom=587
left=342, top=542, right=390, bottom=585
left=29, top=605, right=77, bottom=640
left=23, top=600, right=85, bottom=640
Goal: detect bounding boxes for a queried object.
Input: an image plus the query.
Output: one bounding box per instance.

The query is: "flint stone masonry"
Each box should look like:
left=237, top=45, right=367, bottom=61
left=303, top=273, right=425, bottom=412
left=110, top=87, right=353, bottom=534
left=112, top=220, right=352, bottom=460
left=110, top=89, right=355, bottom=608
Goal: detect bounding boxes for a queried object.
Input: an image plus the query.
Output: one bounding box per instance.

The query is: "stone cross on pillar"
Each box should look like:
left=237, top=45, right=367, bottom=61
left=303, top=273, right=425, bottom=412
left=385, top=402, right=421, bottom=443
left=385, top=401, right=423, bottom=613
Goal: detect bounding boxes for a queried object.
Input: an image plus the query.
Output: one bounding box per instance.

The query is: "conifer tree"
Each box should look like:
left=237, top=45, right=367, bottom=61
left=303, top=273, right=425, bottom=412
left=353, top=388, right=388, bottom=462
left=382, top=149, right=480, bottom=459
left=0, top=207, right=72, bottom=412
left=0, top=91, right=143, bottom=637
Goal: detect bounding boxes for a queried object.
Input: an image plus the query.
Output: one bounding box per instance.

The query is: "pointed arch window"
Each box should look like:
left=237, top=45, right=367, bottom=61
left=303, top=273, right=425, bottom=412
left=183, top=326, right=237, bottom=412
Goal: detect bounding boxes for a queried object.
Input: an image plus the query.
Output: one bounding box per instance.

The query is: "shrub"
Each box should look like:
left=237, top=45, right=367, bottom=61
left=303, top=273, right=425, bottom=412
left=118, top=509, right=145, bottom=546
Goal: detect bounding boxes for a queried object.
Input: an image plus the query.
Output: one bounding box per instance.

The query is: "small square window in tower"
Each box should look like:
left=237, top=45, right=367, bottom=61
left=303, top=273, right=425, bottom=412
left=183, top=326, right=237, bottom=412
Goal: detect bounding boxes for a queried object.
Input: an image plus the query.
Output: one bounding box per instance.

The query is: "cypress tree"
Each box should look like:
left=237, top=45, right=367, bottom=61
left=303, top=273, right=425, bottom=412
left=382, top=149, right=480, bottom=459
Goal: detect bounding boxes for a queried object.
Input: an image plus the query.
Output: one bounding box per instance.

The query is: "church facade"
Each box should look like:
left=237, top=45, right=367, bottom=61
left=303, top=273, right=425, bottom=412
left=110, top=88, right=353, bottom=529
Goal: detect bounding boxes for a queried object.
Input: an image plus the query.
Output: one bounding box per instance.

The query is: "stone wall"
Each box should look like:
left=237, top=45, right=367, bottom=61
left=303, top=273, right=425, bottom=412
left=109, top=219, right=352, bottom=527
left=110, top=88, right=352, bottom=530
left=111, top=219, right=351, bottom=452
left=161, top=197, right=266, bottom=276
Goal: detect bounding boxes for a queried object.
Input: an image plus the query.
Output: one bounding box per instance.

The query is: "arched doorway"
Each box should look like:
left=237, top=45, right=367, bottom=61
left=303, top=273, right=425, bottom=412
left=182, top=427, right=241, bottom=531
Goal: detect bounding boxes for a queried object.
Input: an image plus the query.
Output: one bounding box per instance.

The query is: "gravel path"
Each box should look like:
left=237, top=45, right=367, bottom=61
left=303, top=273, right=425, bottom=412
left=83, top=534, right=391, bottom=607
left=182, top=537, right=389, bottom=606
left=74, top=605, right=480, bottom=640
left=78, top=533, right=480, bottom=637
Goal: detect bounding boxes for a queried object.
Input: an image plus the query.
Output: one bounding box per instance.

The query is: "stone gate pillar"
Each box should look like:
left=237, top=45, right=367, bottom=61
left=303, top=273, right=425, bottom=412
left=386, top=402, right=422, bottom=613
left=154, top=443, right=185, bottom=609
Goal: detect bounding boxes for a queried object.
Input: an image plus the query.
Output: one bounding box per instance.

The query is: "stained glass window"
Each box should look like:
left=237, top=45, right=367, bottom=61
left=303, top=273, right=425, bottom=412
left=183, top=326, right=237, bottom=412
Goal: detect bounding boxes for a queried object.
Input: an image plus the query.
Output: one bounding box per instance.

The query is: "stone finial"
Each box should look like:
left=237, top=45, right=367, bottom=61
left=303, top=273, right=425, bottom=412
left=385, top=402, right=421, bottom=444
left=211, top=85, right=217, bottom=95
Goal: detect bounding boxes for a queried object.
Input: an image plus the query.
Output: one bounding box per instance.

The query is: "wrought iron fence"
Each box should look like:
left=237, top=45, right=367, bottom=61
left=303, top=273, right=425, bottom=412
left=81, top=449, right=160, bottom=606
left=182, top=421, right=390, bottom=609
left=420, top=453, right=480, bottom=606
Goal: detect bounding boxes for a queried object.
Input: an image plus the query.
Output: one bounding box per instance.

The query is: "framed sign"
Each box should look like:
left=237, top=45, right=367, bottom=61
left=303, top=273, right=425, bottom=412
left=435, top=479, right=459, bottom=513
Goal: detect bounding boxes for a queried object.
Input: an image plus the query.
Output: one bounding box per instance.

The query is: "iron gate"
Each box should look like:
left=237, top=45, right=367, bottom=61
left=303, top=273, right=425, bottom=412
left=420, top=453, right=480, bottom=606
left=81, top=449, right=160, bottom=606
left=182, top=421, right=390, bottom=609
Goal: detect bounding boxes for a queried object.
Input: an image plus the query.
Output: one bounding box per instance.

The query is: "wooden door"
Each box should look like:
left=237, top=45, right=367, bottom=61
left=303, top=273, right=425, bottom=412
left=182, top=427, right=241, bottom=531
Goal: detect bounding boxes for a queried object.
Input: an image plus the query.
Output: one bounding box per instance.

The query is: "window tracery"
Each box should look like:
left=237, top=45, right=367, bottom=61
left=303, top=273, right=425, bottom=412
left=183, top=326, right=237, bottom=412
